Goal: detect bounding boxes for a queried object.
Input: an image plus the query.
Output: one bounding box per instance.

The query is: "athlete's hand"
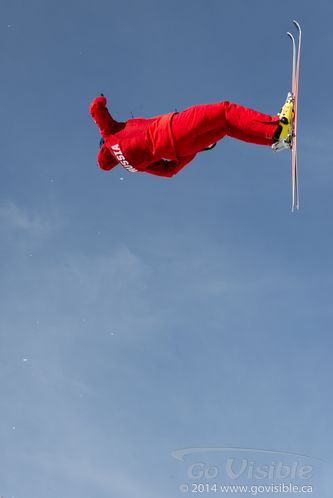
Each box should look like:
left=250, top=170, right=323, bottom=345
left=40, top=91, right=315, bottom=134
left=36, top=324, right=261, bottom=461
left=90, top=94, right=107, bottom=112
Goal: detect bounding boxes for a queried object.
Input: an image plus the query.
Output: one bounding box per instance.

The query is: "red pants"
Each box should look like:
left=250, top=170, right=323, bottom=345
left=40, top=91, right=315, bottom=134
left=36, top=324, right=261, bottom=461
left=171, top=102, right=280, bottom=156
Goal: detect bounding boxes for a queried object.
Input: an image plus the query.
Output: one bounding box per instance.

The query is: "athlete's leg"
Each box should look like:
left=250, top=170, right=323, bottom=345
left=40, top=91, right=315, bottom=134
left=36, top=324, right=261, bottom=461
left=181, top=124, right=273, bottom=155
left=223, top=126, right=274, bottom=146
left=171, top=102, right=279, bottom=156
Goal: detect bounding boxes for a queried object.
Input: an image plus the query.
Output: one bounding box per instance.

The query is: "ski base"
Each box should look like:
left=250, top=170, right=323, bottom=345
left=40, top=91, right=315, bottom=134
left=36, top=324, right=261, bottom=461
left=288, top=20, right=302, bottom=212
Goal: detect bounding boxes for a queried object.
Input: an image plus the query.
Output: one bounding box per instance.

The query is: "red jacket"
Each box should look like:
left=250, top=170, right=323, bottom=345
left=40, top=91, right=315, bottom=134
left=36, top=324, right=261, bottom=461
left=90, top=96, right=195, bottom=177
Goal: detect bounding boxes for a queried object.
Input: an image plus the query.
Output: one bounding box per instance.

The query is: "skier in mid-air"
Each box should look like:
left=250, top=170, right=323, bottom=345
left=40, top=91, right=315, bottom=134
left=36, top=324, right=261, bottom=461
left=90, top=94, right=293, bottom=177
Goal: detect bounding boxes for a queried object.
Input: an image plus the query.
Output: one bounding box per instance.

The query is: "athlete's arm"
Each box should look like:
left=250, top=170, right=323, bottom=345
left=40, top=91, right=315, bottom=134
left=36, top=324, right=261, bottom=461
left=90, top=95, right=123, bottom=138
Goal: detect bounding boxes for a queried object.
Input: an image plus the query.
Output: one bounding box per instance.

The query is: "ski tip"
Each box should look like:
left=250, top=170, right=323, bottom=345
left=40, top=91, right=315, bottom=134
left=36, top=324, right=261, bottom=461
left=293, top=20, right=301, bottom=31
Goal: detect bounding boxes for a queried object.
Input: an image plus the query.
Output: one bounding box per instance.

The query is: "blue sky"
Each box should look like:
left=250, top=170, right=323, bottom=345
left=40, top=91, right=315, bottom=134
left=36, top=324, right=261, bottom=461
left=0, top=0, right=332, bottom=497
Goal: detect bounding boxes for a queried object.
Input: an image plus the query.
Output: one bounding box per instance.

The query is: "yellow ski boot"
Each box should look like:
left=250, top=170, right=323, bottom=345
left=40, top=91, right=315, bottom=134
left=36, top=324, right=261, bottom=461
left=272, top=92, right=294, bottom=152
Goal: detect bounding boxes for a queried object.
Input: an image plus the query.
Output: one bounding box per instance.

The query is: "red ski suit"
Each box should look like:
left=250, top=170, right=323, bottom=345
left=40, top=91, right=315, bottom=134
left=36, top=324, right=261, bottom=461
left=90, top=95, right=280, bottom=177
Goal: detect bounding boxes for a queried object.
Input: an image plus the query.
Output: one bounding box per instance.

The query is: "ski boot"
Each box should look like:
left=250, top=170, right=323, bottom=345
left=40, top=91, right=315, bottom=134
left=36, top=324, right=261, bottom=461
left=272, top=92, right=294, bottom=152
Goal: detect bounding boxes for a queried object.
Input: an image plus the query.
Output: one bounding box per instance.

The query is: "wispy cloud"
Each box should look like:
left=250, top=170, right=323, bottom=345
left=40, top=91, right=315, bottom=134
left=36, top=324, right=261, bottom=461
left=0, top=200, right=51, bottom=234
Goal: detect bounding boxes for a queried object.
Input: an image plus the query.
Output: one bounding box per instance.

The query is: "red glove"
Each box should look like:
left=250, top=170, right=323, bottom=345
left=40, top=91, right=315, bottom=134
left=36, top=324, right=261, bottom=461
left=90, top=94, right=107, bottom=114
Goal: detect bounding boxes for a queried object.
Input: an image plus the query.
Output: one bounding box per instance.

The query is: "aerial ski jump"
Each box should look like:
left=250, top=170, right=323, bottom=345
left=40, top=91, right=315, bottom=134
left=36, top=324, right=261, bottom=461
left=90, top=22, right=301, bottom=210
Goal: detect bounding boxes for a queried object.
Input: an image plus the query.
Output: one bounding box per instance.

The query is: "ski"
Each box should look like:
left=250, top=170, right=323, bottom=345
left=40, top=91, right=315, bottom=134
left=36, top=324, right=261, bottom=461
left=287, top=21, right=302, bottom=211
